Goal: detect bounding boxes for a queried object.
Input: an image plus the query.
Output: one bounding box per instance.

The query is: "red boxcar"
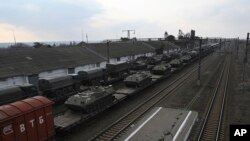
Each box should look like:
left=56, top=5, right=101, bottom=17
left=0, top=96, right=55, bottom=141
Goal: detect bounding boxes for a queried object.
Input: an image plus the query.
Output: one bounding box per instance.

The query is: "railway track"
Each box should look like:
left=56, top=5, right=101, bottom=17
left=89, top=54, right=217, bottom=141
left=197, top=54, right=231, bottom=141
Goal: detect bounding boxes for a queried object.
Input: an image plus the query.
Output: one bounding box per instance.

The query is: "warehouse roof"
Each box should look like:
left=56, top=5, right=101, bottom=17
left=84, top=41, right=155, bottom=58
left=0, top=46, right=105, bottom=78
left=0, top=41, right=180, bottom=79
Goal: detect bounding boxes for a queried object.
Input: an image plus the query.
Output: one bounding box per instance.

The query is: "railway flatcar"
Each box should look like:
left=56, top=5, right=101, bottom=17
left=65, top=86, right=115, bottom=113
left=0, top=84, right=37, bottom=105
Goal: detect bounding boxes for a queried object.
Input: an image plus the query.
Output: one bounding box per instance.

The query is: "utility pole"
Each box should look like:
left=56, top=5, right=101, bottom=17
left=81, top=28, right=84, bottom=42
left=245, top=33, right=249, bottom=63
left=12, top=30, right=16, bottom=45
left=86, top=34, right=88, bottom=43
left=122, top=30, right=135, bottom=39
left=243, top=33, right=249, bottom=82
left=219, top=39, right=222, bottom=56
left=236, top=37, right=239, bottom=59
left=107, top=41, right=110, bottom=64
left=197, top=38, right=202, bottom=86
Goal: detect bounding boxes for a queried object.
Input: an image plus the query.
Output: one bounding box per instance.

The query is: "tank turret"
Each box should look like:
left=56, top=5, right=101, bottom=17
left=65, top=86, right=115, bottom=113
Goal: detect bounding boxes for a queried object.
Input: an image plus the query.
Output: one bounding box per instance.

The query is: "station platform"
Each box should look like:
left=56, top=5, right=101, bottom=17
left=118, top=107, right=198, bottom=141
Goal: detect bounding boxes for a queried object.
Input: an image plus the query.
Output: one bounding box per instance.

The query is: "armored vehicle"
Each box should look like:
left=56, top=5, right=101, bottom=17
left=124, top=71, right=152, bottom=87
left=152, top=64, right=171, bottom=75
left=65, top=86, right=115, bottom=113
left=169, top=59, right=182, bottom=68
left=188, top=51, right=198, bottom=60
left=180, top=55, right=192, bottom=63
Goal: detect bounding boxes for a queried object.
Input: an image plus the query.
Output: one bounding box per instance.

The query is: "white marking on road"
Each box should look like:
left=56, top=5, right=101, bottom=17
left=173, top=111, right=192, bottom=141
left=124, top=107, right=162, bottom=141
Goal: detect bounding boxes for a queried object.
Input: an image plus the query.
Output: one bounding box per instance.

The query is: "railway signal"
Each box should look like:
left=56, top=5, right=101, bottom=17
left=197, top=38, right=202, bottom=86
left=107, top=40, right=111, bottom=63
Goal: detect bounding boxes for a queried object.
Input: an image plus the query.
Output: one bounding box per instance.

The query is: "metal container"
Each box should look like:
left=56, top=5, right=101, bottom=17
left=78, top=69, right=105, bottom=80
left=0, top=86, right=25, bottom=105
left=38, top=76, right=74, bottom=92
left=106, top=62, right=129, bottom=75
left=0, top=96, right=54, bottom=141
left=0, top=84, right=37, bottom=106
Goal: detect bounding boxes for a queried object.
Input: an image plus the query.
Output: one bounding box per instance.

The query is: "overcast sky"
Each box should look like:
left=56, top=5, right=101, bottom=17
left=0, top=0, right=249, bottom=42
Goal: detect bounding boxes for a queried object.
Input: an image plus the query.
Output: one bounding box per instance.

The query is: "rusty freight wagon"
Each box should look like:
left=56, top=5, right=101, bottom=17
left=0, top=96, right=55, bottom=141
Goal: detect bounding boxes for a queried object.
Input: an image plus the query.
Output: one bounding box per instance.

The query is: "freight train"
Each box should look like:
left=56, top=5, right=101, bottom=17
left=0, top=84, right=38, bottom=105
left=0, top=43, right=220, bottom=141
left=54, top=43, right=220, bottom=131
left=0, top=43, right=219, bottom=106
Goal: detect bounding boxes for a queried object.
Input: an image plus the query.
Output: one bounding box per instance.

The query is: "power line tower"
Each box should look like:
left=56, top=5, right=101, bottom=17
left=122, top=30, right=135, bottom=39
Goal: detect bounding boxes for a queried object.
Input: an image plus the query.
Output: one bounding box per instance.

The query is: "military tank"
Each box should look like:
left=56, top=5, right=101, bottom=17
left=124, top=71, right=152, bottom=87
left=152, top=64, right=171, bottom=75
left=65, top=86, right=115, bottom=113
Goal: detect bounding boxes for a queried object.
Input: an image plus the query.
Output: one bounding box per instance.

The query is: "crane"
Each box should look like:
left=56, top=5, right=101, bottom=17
left=178, top=29, right=185, bottom=39
left=122, top=29, right=135, bottom=39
